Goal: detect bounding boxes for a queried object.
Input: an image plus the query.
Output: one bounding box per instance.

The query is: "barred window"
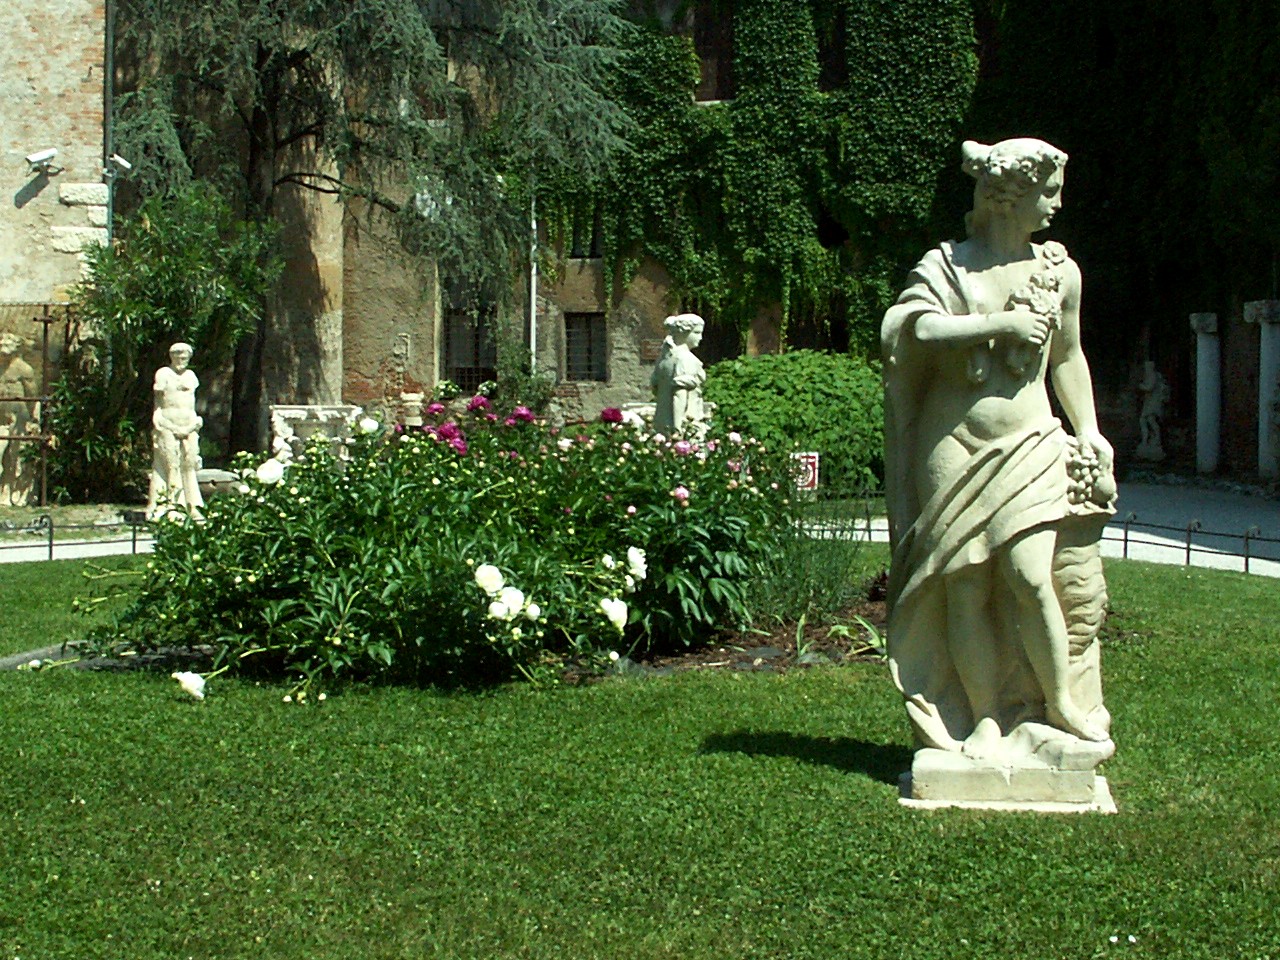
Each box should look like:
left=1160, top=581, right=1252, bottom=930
left=443, top=308, right=497, bottom=393
left=564, top=313, right=608, bottom=382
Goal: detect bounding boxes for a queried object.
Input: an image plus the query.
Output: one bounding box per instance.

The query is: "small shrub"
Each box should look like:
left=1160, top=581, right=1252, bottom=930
left=704, top=350, right=884, bottom=493
left=88, top=406, right=795, bottom=691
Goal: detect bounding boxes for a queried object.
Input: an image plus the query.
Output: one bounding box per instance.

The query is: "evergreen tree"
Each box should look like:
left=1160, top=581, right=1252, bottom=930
left=114, top=0, right=634, bottom=447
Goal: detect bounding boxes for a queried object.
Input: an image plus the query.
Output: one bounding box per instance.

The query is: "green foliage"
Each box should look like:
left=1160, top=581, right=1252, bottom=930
left=45, top=186, right=280, bottom=502
left=89, top=409, right=796, bottom=690
left=705, top=349, right=884, bottom=491
left=547, top=0, right=976, bottom=349
left=116, top=0, right=633, bottom=297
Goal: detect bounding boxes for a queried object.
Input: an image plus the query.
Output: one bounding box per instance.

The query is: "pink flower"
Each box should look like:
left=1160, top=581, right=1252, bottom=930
left=671, top=485, right=690, bottom=502
left=484, top=413, right=498, bottom=422
left=449, top=436, right=468, bottom=455
left=673, top=440, right=693, bottom=456
left=436, top=421, right=462, bottom=441
left=426, top=402, right=446, bottom=416
left=600, top=407, right=623, bottom=424
left=467, top=395, right=492, bottom=412
left=727, top=459, right=742, bottom=473
left=511, top=406, right=536, bottom=423
left=503, top=417, right=517, bottom=426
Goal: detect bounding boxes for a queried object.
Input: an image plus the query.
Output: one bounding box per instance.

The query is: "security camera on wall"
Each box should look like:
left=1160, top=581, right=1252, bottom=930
left=108, top=153, right=132, bottom=172
left=25, top=148, right=58, bottom=172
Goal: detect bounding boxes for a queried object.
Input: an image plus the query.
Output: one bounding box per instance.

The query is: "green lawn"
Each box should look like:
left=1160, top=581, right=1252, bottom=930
left=1, top=558, right=1278, bottom=959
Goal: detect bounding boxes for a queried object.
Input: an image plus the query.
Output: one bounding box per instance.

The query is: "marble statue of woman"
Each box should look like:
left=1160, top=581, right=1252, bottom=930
left=146, top=342, right=205, bottom=518
left=882, top=139, right=1118, bottom=795
left=651, top=313, right=707, bottom=436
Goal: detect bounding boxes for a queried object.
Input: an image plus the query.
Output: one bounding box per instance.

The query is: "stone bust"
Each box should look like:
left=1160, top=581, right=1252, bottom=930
left=650, top=312, right=706, bottom=436
left=146, top=342, right=205, bottom=518
left=882, top=138, right=1118, bottom=809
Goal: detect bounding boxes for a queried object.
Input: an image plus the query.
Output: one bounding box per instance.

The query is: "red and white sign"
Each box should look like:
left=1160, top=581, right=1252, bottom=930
left=791, top=451, right=820, bottom=491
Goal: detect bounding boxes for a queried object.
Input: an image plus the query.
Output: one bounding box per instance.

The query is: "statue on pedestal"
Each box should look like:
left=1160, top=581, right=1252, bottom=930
left=882, top=139, right=1118, bottom=810
left=146, top=342, right=204, bottom=518
left=651, top=313, right=706, bottom=437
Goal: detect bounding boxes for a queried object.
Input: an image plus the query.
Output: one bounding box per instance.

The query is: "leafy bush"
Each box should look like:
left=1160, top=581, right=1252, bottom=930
left=88, top=405, right=795, bottom=692
left=704, top=350, right=884, bottom=493
left=45, top=184, right=280, bottom=501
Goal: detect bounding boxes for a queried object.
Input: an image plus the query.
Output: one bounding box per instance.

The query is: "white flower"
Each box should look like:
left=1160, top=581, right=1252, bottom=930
left=525, top=602, right=541, bottom=620
left=557, top=437, right=573, bottom=451
left=171, top=671, right=206, bottom=700
left=728, top=431, right=742, bottom=444
left=626, top=546, right=648, bottom=581
left=357, top=416, right=380, bottom=434
left=621, top=409, right=645, bottom=427
left=474, top=563, right=504, bottom=596
left=651, top=433, right=666, bottom=444
left=609, top=650, right=620, bottom=662
left=274, top=446, right=293, bottom=462
left=624, top=574, right=636, bottom=593
left=283, top=695, right=292, bottom=703
left=599, top=597, right=628, bottom=632
left=601, top=554, right=617, bottom=570
left=487, top=600, right=510, bottom=621
left=255, top=458, right=286, bottom=485
left=236, top=483, right=251, bottom=495
left=317, top=693, right=327, bottom=702
left=498, top=586, right=525, bottom=612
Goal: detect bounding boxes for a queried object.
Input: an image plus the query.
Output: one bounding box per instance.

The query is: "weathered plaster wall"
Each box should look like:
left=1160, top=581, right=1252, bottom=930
left=1, top=1, right=106, bottom=304
left=262, top=179, right=345, bottom=409
left=541, top=258, right=672, bottom=423
left=340, top=201, right=439, bottom=418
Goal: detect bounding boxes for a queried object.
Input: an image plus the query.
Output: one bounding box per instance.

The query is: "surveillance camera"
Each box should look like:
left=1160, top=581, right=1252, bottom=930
left=109, top=153, right=132, bottom=172
left=25, top=148, right=58, bottom=170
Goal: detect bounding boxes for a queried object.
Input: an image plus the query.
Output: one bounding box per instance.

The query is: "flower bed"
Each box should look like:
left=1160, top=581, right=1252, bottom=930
left=91, top=404, right=795, bottom=693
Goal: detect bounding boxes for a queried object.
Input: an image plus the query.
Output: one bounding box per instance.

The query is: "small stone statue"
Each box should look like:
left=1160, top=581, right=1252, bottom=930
left=146, top=342, right=204, bottom=518
left=1135, top=360, right=1169, bottom=461
left=0, top=333, right=38, bottom=506
left=882, top=138, right=1118, bottom=811
left=651, top=313, right=707, bottom=437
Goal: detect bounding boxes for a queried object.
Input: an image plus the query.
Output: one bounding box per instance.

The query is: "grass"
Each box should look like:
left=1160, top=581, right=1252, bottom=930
left=0, top=557, right=1278, bottom=958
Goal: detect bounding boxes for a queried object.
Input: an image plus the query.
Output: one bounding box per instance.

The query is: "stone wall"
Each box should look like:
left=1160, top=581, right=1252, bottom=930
left=540, top=258, right=672, bottom=423
left=340, top=200, right=440, bottom=419
left=0, top=1, right=107, bottom=303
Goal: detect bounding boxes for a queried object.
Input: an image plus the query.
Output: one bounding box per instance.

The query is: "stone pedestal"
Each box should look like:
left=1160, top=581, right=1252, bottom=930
left=270, top=404, right=363, bottom=458
left=900, top=744, right=1116, bottom=814
left=1244, top=301, right=1280, bottom=478
left=1190, top=313, right=1220, bottom=474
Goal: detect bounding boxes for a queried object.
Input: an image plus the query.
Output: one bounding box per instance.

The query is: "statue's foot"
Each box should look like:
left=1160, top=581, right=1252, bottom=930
left=1047, top=702, right=1109, bottom=742
left=961, top=716, right=1003, bottom=760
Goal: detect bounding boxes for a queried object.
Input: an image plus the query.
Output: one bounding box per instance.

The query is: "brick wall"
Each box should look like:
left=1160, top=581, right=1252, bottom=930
left=0, top=1, right=106, bottom=304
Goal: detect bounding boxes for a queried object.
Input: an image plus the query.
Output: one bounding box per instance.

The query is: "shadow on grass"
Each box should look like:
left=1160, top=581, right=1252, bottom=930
left=700, top=731, right=912, bottom=786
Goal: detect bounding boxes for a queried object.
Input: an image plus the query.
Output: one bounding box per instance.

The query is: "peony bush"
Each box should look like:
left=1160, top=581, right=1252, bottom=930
left=89, top=403, right=795, bottom=692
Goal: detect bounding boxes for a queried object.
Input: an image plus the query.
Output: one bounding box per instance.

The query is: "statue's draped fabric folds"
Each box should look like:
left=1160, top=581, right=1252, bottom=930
left=882, top=139, right=1118, bottom=810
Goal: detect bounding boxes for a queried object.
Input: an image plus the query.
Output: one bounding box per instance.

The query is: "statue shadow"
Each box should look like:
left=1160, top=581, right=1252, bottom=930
left=700, top=731, right=912, bottom=786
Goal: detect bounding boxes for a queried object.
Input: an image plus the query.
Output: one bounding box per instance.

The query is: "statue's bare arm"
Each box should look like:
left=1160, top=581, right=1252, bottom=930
left=1048, top=259, right=1111, bottom=464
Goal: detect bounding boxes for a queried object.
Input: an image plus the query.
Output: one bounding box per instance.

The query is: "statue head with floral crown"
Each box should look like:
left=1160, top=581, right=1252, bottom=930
left=962, top=138, right=1068, bottom=237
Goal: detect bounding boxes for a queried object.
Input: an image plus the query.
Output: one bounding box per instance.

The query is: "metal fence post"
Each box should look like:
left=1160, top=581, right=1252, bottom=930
left=43, top=514, right=53, bottom=561
left=1244, top=526, right=1261, bottom=575
left=1122, top=512, right=1137, bottom=559
left=1185, top=520, right=1202, bottom=567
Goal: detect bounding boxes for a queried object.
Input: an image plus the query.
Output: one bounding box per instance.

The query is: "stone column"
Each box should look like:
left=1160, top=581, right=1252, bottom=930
left=1190, top=313, right=1221, bottom=474
left=1244, top=301, right=1280, bottom=479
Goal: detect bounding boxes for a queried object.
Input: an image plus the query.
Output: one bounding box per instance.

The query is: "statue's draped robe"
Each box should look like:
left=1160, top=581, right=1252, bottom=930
left=881, top=242, right=1110, bottom=752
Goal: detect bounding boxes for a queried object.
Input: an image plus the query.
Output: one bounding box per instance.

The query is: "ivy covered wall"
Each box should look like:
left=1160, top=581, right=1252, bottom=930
left=546, top=0, right=978, bottom=354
